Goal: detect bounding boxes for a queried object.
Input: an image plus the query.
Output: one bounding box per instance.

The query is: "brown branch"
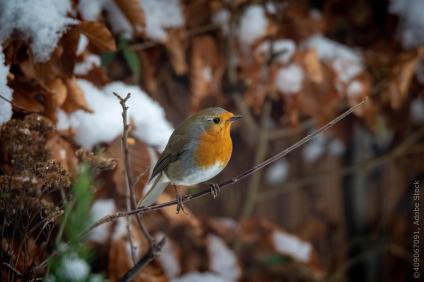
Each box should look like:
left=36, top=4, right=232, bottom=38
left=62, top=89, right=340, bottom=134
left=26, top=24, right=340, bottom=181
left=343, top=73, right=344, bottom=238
left=81, top=97, right=369, bottom=229
left=113, top=92, right=154, bottom=245
left=113, top=92, right=164, bottom=281
left=240, top=101, right=271, bottom=218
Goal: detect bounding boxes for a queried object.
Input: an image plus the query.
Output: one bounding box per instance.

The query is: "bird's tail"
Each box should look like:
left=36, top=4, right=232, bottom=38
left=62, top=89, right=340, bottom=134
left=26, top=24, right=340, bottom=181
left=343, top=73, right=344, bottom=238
left=137, top=173, right=169, bottom=207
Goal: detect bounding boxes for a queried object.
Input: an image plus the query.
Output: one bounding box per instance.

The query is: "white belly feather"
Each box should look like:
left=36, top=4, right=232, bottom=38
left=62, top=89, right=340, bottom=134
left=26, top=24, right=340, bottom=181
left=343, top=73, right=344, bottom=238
left=171, top=162, right=225, bottom=186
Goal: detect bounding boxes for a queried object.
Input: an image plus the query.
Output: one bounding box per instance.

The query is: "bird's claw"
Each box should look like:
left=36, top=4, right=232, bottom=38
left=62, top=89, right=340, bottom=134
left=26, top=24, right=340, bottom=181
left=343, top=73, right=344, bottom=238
left=209, top=183, right=220, bottom=199
left=176, top=195, right=188, bottom=214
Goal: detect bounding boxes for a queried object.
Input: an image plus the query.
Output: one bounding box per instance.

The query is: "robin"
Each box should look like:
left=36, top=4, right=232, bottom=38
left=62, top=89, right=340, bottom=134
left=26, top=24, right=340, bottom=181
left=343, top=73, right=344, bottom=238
left=138, top=107, right=241, bottom=212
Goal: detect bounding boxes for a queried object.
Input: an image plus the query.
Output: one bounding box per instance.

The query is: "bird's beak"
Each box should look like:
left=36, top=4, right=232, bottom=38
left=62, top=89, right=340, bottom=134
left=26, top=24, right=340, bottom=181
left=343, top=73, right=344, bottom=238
left=229, top=115, right=242, bottom=122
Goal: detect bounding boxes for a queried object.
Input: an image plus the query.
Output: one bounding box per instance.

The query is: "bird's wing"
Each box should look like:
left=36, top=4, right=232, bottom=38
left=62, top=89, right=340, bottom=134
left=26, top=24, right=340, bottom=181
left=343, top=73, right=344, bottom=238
left=149, top=133, right=190, bottom=181
left=138, top=172, right=169, bottom=207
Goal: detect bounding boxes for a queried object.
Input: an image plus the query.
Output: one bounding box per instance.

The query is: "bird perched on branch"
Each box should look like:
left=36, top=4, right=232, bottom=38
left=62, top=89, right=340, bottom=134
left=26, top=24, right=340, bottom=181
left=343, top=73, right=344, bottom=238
left=138, top=107, right=241, bottom=212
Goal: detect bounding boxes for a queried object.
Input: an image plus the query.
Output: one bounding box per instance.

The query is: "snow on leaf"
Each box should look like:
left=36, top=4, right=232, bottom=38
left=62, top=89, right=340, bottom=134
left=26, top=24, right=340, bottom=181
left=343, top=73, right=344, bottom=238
left=140, top=0, right=185, bottom=41
left=60, top=80, right=173, bottom=151
left=88, top=199, right=116, bottom=243
left=276, top=63, right=304, bottom=94
left=207, top=234, right=241, bottom=281
left=0, top=0, right=78, bottom=62
left=238, top=5, right=268, bottom=50
left=302, top=35, right=363, bottom=86
left=156, top=233, right=181, bottom=279
left=390, top=0, right=424, bottom=48
left=271, top=230, right=312, bottom=263
left=0, top=47, right=13, bottom=125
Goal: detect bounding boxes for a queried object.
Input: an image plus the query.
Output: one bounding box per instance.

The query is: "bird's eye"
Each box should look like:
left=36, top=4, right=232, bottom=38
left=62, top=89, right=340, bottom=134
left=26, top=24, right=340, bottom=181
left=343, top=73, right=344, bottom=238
left=213, top=117, right=220, bottom=124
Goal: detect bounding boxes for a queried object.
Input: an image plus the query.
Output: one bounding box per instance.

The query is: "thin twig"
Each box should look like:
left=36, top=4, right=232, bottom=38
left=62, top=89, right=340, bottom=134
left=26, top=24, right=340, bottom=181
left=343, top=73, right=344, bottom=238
left=113, top=92, right=164, bottom=281
left=119, top=237, right=166, bottom=282
left=113, top=92, right=154, bottom=245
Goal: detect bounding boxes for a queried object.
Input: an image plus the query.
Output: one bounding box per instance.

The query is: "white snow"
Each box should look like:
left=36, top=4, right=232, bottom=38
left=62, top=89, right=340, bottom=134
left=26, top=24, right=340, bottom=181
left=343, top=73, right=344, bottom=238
left=202, top=67, right=213, bottom=82
left=79, top=0, right=133, bottom=38
left=303, top=133, right=345, bottom=161
left=256, top=39, right=296, bottom=64
left=347, top=80, right=363, bottom=98
left=172, top=272, right=229, bottom=282
left=112, top=217, right=128, bottom=240
left=87, top=199, right=116, bottom=243
left=302, top=133, right=326, bottom=162
left=329, top=139, right=345, bottom=156
left=266, top=160, right=289, bottom=185
left=74, top=54, right=101, bottom=75
left=103, top=82, right=174, bottom=150
left=0, top=47, right=12, bottom=125
left=390, top=0, right=424, bottom=48
left=207, top=234, right=241, bottom=281
left=410, top=97, right=424, bottom=123
left=0, top=0, right=78, bottom=62
left=156, top=233, right=180, bottom=278
left=140, top=0, right=185, bottom=41
left=213, top=9, right=230, bottom=35
left=58, top=255, right=90, bottom=281
left=302, top=35, right=363, bottom=86
left=239, top=5, right=268, bottom=49
left=58, top=80, right=173, bottom=151
left=271, top=230, right=312, bottom=263
left=76, top=34, right=89, bottom=55
left=276, top=63, right=304, bottom=94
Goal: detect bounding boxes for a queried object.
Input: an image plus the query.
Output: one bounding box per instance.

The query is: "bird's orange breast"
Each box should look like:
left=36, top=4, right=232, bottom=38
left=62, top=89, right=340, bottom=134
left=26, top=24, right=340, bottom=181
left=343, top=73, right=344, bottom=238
left=194, top=126, right=233, bottom=168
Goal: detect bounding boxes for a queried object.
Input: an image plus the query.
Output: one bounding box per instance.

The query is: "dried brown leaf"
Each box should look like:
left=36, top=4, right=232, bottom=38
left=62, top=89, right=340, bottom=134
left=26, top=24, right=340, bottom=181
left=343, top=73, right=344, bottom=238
left=62, top=77, right=93, bottom=113
left=115, top=0, right=145, bottom=34
left=79, top=21, right=117, bottom=53
left=164, top=28, right=187, bottom=75
left=190, top=36, right=225, bottom=110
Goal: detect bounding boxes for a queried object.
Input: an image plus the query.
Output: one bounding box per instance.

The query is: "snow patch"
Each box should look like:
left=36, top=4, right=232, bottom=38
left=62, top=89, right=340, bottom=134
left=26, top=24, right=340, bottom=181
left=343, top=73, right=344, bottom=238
left=302, top=35, right=363, bottom=87
left=276, top=63, right=304, bottom=94
left=140, top=0, right=185, bottom=41
left=77, top=34, right=89, bottom=55
left=202, top=67, right=213, bottom=82
left=410, top=97, right=424, bottom=123
left=347, top=80, right=363, bottom=98
left=58, top=255, right=90, bottom=281
left=266, top=160, right=289, bottom=185
left=88, top=199, right=116, bottom=243
left=172, top=272, right=229, bottom=282
left=207, top=234, right=241, bottom=281
left=74, top=54, right=101, bottom=75
left=390, top=0, right=424, bottom=48
left=0, top=0, right=78, bottom=62
left=0, top=47, right=12, bottom=125
left=213, top=9, right=230, bottom=35
left=302, top=133, right=326, bottom=162
left=156, top=233, right=180, bottom=278
left=239, top=5, right=268, bottom=49
left=59, top=80, right=173, bottom=151
left=272, top=230, right=312, bottom=263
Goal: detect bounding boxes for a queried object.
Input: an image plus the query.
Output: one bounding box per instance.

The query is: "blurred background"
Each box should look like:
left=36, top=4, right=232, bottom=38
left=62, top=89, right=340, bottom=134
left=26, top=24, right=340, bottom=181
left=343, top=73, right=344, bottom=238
left=0, top=0, right=423, bottom=281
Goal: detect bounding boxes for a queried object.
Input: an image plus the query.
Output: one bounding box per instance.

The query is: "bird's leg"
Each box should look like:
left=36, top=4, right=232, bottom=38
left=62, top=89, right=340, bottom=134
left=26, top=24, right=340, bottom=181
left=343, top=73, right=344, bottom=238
left=208, top=183, right=221, bottom=199
left=173, top=184, right=187, bottom=214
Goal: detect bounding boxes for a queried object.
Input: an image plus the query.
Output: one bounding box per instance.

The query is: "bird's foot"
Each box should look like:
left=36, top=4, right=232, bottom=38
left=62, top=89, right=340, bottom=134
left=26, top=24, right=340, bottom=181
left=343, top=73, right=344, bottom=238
left=209, top=183, right=221, bottom=199
left=176, top=195, right=188, bottom=214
